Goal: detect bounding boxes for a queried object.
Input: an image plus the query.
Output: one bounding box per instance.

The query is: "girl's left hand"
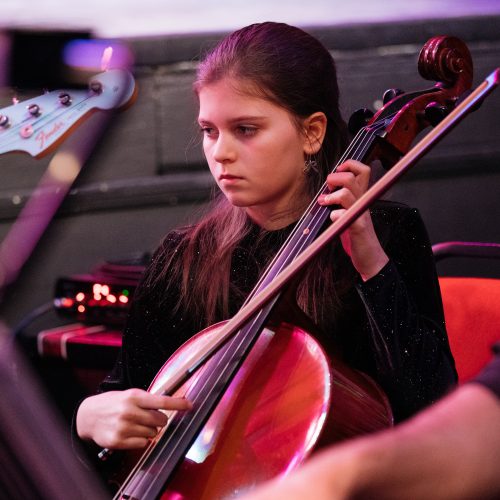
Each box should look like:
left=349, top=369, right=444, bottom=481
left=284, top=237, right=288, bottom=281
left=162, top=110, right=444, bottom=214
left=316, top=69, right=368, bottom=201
left=317, top=159, right=388, bottom=281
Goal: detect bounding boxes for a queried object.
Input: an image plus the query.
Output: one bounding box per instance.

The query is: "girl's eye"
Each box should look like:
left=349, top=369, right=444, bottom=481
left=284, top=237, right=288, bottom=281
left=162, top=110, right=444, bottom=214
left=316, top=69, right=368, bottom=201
left=237, top=126, right=257, bottom=136
left=200, top=126, right=216, bottom=137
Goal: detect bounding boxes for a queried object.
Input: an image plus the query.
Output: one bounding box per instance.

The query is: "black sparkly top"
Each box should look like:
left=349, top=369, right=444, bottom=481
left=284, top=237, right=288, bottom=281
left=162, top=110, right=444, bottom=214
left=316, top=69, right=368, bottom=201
left=99, top=200, right=457, bottom=422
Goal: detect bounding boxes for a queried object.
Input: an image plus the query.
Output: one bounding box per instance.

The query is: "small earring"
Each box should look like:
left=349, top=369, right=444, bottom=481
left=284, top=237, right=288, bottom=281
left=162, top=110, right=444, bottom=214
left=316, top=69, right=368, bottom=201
left=303, top=158, right=318, bottom=174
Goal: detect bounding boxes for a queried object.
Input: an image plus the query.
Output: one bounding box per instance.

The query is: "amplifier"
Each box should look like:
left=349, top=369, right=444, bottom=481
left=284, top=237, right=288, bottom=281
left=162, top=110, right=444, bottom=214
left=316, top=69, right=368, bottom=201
left=53, top=257, right=147, bottom=326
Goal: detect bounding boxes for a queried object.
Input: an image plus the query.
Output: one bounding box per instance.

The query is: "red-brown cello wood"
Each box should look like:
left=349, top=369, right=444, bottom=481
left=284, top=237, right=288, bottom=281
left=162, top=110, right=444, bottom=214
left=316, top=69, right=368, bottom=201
left=108, top=36, right=490, bottom=500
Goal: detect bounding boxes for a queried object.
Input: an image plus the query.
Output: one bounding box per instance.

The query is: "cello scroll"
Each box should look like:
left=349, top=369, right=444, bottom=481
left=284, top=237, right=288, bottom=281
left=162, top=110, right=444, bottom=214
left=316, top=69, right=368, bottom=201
left=353, top=35, right=473, bottom=169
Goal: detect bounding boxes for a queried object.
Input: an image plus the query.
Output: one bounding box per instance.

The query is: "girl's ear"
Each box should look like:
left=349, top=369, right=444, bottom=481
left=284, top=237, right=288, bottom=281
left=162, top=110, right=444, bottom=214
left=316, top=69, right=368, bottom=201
left=302, top=112, right=327, bottom=155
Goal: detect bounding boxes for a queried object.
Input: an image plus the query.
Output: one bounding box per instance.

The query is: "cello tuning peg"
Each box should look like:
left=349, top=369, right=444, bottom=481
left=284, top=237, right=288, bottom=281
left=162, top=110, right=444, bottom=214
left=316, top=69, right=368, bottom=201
left=424, top=101, right=450, bottom=126
left=382, top=88, right=404, bottom=105
left=348, top=108, right=374, bottom=135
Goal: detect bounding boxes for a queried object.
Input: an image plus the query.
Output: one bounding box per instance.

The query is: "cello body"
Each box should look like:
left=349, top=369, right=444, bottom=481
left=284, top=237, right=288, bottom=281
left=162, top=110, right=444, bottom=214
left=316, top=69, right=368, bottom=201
left=118, top=320, right=391, bottom=499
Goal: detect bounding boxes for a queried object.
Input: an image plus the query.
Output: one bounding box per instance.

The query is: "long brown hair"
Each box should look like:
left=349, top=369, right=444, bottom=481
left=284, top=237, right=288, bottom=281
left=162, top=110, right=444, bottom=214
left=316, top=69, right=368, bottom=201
left=148, top=22, right=350, bottom=332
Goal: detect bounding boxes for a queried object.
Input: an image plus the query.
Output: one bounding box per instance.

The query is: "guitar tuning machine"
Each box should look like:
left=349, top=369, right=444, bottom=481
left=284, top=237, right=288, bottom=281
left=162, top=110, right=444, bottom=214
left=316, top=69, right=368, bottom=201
left=58, top=92, right=72, bottom=106
left=89, top=80, right=103, bottom=94
left=28, top=103, right=41, bottom=116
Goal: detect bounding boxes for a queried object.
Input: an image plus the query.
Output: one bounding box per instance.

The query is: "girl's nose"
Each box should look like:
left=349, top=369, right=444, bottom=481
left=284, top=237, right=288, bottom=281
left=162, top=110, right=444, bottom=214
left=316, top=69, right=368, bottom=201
left=212, top=133, right=236, bottom=163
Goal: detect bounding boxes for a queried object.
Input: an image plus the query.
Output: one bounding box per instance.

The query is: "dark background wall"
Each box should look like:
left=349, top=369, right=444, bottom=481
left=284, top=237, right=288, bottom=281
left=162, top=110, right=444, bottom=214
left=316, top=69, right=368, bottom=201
left=1, top=14, right=499, bottom=329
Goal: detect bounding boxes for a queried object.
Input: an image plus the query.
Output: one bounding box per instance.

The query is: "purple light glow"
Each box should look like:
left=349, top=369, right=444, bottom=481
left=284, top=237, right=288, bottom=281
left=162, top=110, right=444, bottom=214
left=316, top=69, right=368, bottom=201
left=63, top=39, right=134, bottom=71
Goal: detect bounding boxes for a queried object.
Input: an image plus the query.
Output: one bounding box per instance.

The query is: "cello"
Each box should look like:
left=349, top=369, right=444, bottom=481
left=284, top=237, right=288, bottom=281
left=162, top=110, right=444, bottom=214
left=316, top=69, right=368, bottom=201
left=108, top=36, right=498, bottom=499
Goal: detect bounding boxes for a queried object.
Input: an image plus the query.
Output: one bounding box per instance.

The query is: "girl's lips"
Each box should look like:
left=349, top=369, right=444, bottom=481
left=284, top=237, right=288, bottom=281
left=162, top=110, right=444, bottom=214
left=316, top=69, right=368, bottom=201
left=219, top=174, right=242, bottom=180
left=219, top=174, right=244, bottom=184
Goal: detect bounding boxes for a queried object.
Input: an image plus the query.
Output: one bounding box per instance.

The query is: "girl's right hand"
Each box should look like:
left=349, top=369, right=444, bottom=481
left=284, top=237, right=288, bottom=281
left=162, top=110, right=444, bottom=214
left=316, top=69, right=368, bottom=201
left=76, top=389, right=192, bottom=449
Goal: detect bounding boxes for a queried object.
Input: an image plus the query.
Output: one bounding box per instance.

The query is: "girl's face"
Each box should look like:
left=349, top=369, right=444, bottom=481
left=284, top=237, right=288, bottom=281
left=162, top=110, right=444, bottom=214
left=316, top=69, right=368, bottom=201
left=198, top=78, right=311, bottom=229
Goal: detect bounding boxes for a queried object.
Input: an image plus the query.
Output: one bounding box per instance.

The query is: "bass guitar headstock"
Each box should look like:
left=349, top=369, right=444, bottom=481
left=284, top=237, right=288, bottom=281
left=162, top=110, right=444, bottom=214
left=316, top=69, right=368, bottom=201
left=0, top=68, right=136, bottom=158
